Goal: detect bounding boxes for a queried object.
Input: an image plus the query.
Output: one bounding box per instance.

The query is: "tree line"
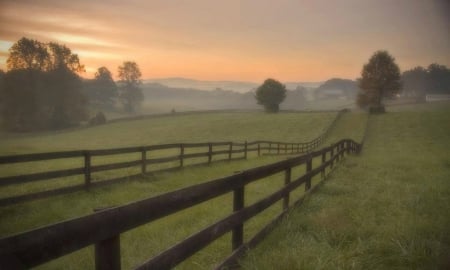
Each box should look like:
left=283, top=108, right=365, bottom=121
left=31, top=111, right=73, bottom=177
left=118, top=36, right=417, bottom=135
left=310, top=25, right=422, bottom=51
left=0, top=37, right=144, bottom=131
left=1, top=37, right=449, bottom=131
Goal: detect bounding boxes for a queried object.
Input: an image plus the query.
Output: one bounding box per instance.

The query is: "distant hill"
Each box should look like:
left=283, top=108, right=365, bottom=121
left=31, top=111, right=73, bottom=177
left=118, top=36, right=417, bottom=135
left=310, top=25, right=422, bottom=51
left=144, top=77, right=322, bottom=93
left=314, top=78, right=358, bottom=100
left=141, top=82, right=307, bottom=112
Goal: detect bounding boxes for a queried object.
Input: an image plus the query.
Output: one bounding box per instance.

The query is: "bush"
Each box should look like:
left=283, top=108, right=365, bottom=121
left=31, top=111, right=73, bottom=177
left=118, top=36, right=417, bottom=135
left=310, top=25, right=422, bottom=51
left=89, top=111, right=107, bottom=126
left=369, top=106, right=385, bottom=114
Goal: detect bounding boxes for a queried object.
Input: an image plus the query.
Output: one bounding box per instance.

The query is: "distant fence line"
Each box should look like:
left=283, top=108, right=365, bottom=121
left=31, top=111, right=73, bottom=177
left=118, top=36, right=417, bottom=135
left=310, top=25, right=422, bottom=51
left=0, top=110, right=346, bottom=206
left=0, top=138, right=362, bottom=270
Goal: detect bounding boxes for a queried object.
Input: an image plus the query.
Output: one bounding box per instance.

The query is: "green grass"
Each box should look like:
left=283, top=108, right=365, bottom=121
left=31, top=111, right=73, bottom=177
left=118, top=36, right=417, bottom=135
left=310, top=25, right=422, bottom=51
left=0, top=110, right=344, bottom=269
left=0, top=111, right=337, bottom=199
left=239, top=104, right=450, bottom=269
left=0, top=111, right=336, bottom=154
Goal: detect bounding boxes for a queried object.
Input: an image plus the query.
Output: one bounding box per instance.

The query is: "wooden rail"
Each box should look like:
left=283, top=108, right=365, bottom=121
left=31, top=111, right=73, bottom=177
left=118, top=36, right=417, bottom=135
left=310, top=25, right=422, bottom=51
left=0, top=110, right=346, bottom=206
left=0, top=138, right=361, bottom=269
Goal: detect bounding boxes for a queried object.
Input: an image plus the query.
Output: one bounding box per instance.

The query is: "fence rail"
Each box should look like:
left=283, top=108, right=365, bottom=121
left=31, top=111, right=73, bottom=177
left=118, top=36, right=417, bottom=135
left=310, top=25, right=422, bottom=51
left=0, top=138, right=361, bottom=270
left=0, top=110, right=346, bottom=206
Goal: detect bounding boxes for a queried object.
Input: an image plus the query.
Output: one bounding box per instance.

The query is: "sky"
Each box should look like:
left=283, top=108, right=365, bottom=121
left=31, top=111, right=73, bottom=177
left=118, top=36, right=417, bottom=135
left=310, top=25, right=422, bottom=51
left=0, top=0, right=449, bottom=82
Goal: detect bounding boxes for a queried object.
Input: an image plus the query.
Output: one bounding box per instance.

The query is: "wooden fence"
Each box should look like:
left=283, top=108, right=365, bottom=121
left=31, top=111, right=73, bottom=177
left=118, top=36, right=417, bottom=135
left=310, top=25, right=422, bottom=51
left=0, top=138, right=362, bottom=270
left=0, top=110, right=345, bottom=206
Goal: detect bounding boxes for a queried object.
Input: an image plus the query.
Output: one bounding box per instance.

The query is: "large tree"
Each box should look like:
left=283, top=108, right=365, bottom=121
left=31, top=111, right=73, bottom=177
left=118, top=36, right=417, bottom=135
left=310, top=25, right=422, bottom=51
left=401, top=66, right=428, bottom=100
left=255, top=78, right=287, bottom=113
left=83, top=66, right=118, bottom=109
left=357, top=50, right=401, bottom=110
left=6, top=37, right=48, bottom=71
left=427, top=63, right=450, bottom=95
left=118, top=61, right=143, bottom=113
left=2, top=37, right=87, bottom=131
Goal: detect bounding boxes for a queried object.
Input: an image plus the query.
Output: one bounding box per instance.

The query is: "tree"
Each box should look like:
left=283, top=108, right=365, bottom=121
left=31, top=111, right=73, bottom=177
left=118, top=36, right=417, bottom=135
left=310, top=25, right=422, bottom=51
left=357, top=50, right=401, bottom=110
left=118, top=61, right=143, bottom=113
left=46, top=42, right=84, bottom=72
left=83, top=67, right=118, bottom=109
left=6, top=37, right=48, bottom=71
left=401, top=66, right=428, bottom=100
left=255, top=78, right=287, bottom=112
left=2, top=37, right=87, bottom=131
left=427, top=63, right=450, bottom=95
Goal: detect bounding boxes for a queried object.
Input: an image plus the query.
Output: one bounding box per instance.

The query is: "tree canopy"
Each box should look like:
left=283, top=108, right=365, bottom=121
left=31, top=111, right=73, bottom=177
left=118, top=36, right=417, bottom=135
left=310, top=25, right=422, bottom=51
left=83, top=66, right=118, bottom=109
left=357, top=50, right=401, bottom=109
left=255, top=78, right=287, bottom=113
left=118, top=61, right=143, bottom=113
left=1, top=37, right=87, bottom=131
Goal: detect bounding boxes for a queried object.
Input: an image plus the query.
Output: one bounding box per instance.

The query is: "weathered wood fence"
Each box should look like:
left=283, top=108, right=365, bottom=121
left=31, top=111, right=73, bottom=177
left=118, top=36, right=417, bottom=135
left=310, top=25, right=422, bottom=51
left=0, top=138, right=362, bottom=270
left=0, top=111, right=346, bottom=206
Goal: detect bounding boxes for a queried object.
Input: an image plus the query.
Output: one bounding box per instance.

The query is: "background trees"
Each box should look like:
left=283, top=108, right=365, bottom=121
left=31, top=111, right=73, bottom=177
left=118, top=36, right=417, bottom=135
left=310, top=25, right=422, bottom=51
left=357, top=50, right=401, bottom=111
left=83, top=67, right=118, bottom=110
left=401, top=64, right=450, bottom=101
left=118, top=61, right=143, bottom=113
left=255, top=78, right=287, bottom=113
left=1, top=37, right=87, bottom=131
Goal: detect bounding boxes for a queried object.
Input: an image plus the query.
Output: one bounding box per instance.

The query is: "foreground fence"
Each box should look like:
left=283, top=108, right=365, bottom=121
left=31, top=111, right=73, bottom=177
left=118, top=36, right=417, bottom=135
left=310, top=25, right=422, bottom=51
left=0, top=138, right=361, bottom=270
left=0, top=110, right=346, bottom=206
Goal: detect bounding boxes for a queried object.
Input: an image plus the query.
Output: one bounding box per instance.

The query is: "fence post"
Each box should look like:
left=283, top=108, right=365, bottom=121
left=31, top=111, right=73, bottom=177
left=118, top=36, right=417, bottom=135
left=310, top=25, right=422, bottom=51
left=330, top=145, right=334, bottom=169
left=269, top=143, right=272, bottom=154
left=228, top=142, right=233, bottom=160
left=94, top=208, right=121, bottom=270
left=208, top=143, right=212, bottom=164
left=346, top=140, right=350, bottom=154
left=232, top=186, right=244, bottom=250
left=95, top=235, right=121, bottom=270
left=291, top=143, right=294, bottom=154
left=244, top=141, right=248, bottom=159
left=180, top=144, right=184, bottom=167
left=141, top=147, right=147, bottom=174
left=305, top=155, right=312, bottom=191
left=84, top=151, right=91, bottom=188
left=277, top=143, right=280, bottom=154
left=257, top=142, right=261, bottom=156
left=336, top=143, right=340, bottom=162
left=283, top=168, right=291, bottom=210
left=321, top=150, right=326, bottom=179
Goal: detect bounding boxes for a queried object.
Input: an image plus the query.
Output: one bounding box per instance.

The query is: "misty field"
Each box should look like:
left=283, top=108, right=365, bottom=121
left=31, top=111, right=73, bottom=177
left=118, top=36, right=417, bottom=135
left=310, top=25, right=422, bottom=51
left=0, top=111, right=338, bottom=199
left=0, top=110, right=359, bottom=269
left=2, top=104, right=448, bottom=269
left=240, top=104, right=450, bottom=269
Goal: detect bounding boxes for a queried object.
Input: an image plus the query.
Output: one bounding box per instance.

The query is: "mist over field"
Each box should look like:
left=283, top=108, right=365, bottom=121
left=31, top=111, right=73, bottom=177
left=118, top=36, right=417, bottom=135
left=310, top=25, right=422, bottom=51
left=0, top=1, right=449, bottom=269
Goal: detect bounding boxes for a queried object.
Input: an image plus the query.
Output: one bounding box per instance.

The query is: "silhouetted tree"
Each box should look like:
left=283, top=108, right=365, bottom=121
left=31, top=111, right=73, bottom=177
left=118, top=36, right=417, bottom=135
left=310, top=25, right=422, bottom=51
left=255, top=78, right=287, bottom=112
left=7, top=37, right=48, bottom=71
left=357, top=51, right=401, bottom=111
left=1, top=37, right=87, bottom=131
left=401, top=66, right=428, bottom=101
left=427, top=63, right=450, bottom=95
left=118, top=61, right=143, bottom=113
left=83, top=67, right=118, bottom=109
left=46, top=42, right=84, bottom=72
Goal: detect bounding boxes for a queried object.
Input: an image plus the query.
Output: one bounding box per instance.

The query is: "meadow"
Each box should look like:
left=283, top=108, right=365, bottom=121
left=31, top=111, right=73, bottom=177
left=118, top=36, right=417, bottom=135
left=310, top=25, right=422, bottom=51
left=0, top=110, right=364, bottom=269
left=240, top=104, right=450, bottom=269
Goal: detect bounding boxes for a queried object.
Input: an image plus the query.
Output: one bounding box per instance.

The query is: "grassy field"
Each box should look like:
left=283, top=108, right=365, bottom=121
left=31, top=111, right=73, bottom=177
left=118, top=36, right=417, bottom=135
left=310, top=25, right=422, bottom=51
left=0, top=111, right=337, bottom=199
left=0, top=111, right=337, bottom=154
left=0, top=110, right=354, bottom=269
left=240, top=104, right=450, bottom=269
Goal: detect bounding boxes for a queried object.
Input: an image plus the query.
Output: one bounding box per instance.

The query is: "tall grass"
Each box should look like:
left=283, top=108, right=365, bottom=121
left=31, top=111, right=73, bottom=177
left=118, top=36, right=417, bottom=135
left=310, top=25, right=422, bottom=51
left=240, top=105, right=450, bottom=269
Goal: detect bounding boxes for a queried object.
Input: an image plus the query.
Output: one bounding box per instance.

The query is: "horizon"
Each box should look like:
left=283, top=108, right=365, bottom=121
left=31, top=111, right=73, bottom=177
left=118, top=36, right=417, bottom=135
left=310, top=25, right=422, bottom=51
left=1, top=0, right=449, bottom=82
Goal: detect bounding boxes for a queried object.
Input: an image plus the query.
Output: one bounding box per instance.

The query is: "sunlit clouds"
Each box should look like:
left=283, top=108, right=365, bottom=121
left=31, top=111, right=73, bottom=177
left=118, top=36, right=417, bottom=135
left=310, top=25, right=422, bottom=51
left=0, top=0, right=449, bottom=81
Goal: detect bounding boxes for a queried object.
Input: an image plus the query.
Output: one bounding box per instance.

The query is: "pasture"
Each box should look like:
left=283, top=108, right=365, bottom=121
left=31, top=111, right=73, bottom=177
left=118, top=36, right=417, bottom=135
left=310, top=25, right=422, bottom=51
left=0, top=110, right=357, bottom=269
left=240, top=104, right=450, bottom=269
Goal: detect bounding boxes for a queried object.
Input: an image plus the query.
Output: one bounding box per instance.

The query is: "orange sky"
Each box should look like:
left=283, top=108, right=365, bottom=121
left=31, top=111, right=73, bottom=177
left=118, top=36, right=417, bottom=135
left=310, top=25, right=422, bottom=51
left=0, top=0, right=449, bottom=82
